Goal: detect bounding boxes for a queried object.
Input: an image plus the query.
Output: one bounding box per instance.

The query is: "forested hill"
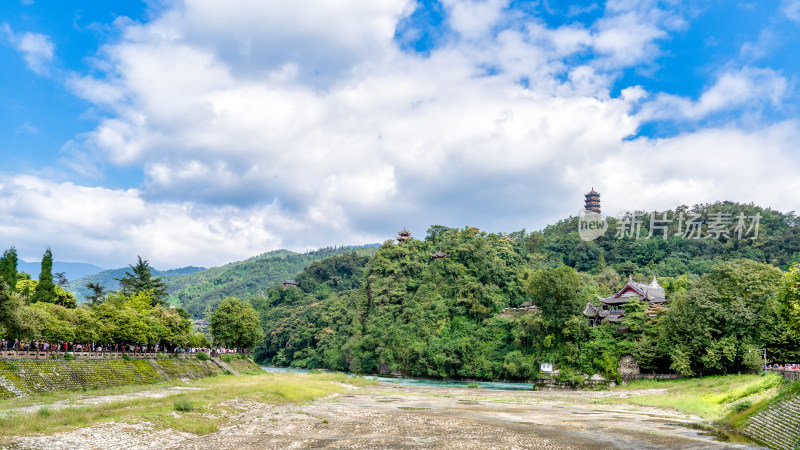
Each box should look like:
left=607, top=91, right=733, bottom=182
left=253, top=202, right=800, bottom=381
left=538, top=201, right=799, bottom=276
left=69, top=266, right=206, bottom=303
left=169, top=246, right=378, bottom=318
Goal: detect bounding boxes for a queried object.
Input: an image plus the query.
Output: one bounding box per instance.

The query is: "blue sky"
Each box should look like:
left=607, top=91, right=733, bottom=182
left=1, top=0, right=799, bottom=268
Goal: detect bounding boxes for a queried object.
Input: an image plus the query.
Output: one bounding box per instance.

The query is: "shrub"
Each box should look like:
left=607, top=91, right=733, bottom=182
left=38, top=407, right=52, bottom=417
left=173, top=397, right=194, bottom=412
left=63, top=353, right=73, bottom=360
left=195, top=352, right=209, bottom=361
left=731, top=400, right=752, bottom=412
left=220, top=353, right=243, bottom=363
left=467, top=383, right=480, bottom=388
left=122, top=354, right=132, bottom=361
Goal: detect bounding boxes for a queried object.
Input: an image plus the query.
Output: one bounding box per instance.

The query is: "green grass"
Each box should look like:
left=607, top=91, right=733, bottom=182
left=0, top=371, right=376, bottom=442
left=600, top=373, right=786, bottom=422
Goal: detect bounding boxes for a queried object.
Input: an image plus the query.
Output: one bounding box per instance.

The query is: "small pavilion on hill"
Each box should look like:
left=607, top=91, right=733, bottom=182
left=397, top=228, right=412, bottom=243
left=584, top=275, right=666, bottom=326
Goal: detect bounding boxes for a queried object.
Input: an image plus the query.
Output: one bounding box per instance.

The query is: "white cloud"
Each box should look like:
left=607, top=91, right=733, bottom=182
left=638, top=67, right=788, bottom=121
left=2, top=23, right=54, bottom=75
left=0, top=176, right=295, bottom=268
left=3, top=0, right=796, bottom=267
left=783, top=0, right=800, bottom=21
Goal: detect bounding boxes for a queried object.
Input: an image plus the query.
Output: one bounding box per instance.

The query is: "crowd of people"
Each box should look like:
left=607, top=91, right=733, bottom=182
left=768, top=363, right=799, bottom=370
left=0, top=339, right=243, bottom=356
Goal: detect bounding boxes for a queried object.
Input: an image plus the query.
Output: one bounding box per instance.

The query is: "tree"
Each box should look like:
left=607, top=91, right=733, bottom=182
left=32, top=247, right=57, bottom=304
left=0, top=247, right=19, bottom=292
left=0, top=280, right=20, bottom=336
left=777, top=263, right=800, bottom=335
left=54, top=272, right=69, bottom=288
left=84, top=281, right=107, bottom=305
left=528, top=266, right=585, bottom=333
left=116, top=256, right=168, bottom=306
left=209, top=297, right=264, bottom=349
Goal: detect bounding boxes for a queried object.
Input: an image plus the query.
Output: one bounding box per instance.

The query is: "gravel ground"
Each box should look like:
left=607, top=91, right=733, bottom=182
left=3, top=383, right=761, bottom=449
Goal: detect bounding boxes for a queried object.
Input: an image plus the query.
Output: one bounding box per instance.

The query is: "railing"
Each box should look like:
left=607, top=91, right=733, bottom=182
left=0, top=350, right=189, bottom=360
left=635, top=373, right=682, bottom=380
left=767, top=368, right=800, bottom=382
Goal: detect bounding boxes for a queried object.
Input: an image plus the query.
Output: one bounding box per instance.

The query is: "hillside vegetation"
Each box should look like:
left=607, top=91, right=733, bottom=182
left=253, top=202, right=800, bottom=381
left=168, top=246, right=377, bottom=318
left=69, top=266, right=205, bottom=303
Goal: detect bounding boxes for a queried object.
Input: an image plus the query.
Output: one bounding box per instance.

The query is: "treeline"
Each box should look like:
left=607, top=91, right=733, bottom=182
left=0, top=249, right=207, bottom=347
left=167, top=246, right=378, bottom=318
left=252, top=202, right=800, bottom=381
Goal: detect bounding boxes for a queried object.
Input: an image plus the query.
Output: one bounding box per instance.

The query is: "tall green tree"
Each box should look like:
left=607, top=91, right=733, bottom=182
left=0, top=247, right=19, bottom=292
left=528, top=266, right=585, bottom=333
left=209, top=297, right=264, bottom=349
left=116, top=256, right=168, bottom=306
left=0, top=279, right=20, bottom=336
left=777, top=263, right=800, bottom=335
left=84, top=281, right=107, bottom=306
left=32, top=247, right=57, bottom=304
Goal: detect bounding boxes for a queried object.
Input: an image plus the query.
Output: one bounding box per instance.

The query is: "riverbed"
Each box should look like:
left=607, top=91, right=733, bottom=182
left=7, top=379, right=759, bottom=449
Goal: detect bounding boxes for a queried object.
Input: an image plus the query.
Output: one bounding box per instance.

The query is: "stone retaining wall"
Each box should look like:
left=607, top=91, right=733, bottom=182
left=0, top=350, right=188, bottom=360
left=743, top=394, right=800, bottom=449
left=0, top=359, right=226, bottom=399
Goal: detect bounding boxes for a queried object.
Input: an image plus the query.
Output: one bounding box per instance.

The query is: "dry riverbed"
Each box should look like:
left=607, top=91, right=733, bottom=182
left=3, top=381, right=760, bottom=449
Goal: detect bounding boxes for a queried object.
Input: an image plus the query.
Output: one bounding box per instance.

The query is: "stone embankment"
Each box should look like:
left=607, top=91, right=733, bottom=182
left=743, top=394, right=800, bottom=449
left=0, top=357, right=260, bottom=398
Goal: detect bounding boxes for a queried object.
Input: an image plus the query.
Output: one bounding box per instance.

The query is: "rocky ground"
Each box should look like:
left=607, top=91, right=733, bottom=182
left=3, top=382, right=761, bottom=449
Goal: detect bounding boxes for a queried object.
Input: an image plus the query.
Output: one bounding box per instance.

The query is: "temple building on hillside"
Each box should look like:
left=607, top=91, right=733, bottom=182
left=397, top=228, right=412, bottom=243
left=430, top=250, right=449, bottom=259
left=282, top=280, right=299, bottom=288
left=583, top=275, right=666, bottom=326
left=585, top=187, right=601, bottom=214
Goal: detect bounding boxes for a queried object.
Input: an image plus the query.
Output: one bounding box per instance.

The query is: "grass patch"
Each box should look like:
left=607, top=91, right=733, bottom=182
left=467, top=383, right=481, bottom=388
left=600, top=373, right=786, bottom=422
left=0, top=372, right=374, bottom=443
left=173, top=397, right=194, bottom=412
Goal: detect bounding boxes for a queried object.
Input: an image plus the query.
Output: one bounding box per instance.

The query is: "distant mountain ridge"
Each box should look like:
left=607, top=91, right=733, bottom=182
left=65, top=244, right=380, bottom=314
left=68, top=265, right=206, bottom=303
left=168, top=246, right=379, bottom=318
left=19, top=260, right=106, bottom=282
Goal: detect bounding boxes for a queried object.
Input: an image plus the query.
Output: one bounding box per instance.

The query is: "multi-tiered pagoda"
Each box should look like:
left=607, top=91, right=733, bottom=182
left=584, top=187, right=601, bottom=214
left=396, top=228, right=412, bottom=243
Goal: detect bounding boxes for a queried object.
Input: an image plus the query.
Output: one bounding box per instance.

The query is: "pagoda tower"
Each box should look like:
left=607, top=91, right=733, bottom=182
left=584, top=187, right=601, bottom=214
left=396, top=228, right=412, bottom=243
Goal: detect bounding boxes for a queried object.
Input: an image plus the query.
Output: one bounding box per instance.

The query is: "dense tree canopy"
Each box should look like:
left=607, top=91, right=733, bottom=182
left=252, top=204, right=800, bottom=381
left=210, top=297, right=264, bottom=349
left=116, top=256, right=168, bottom=306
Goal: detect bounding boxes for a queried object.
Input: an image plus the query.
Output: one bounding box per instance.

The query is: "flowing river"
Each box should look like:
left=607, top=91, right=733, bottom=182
left=260, top=366, right=536, bottom=390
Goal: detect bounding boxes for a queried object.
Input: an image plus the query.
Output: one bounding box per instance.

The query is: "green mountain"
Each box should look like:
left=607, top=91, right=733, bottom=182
left=69, top=266, right=206, bottom=303
left=253, top=202, right=800, bottom=381
left=169, top=246, right=378, bottom=318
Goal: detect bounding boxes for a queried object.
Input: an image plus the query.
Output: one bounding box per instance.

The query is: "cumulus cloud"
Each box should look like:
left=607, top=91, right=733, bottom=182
left=0, top=176, right=295, bottom=268
left=4, top=0, right=798, bottom=267
left=1, top=23, right=54, bottom=74
left=638, top=67, right=788, bottom=122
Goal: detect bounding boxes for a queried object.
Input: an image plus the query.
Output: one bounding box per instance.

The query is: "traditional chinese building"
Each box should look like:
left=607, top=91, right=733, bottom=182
left=397, top=228, right=412, bottom=243
left=583, top=275, right=666, bottom=326
left=430, top=250, right=449, bottom=259
left=282, top=280, right=299, bottom=288
left=585, top=187, right=601, bottom=214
